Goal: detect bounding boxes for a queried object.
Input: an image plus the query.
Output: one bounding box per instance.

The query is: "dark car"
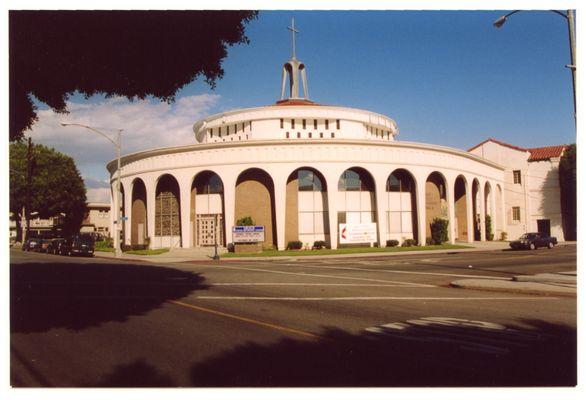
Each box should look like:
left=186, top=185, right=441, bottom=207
left=60, top=234, right=95, bottom=257
left=22, top=237, right=41, bottom=252
left=509, top=232, right=557, bottom=250
left=48, top=238, right=66, bottom=255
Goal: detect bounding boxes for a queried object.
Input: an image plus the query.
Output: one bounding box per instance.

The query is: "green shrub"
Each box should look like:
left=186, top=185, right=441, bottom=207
left=95, top=239, right=113, bottom=248
left=227, top=243, right=235, bottom=252
left=386, top=239, right=399, bottom=247
left=236, top=216, right=254, bottom=226
left=287, top=240, right=303, bottom=250
left=313, top=240, right=327, bottom=249
left=485, top=215, right=494, bottom=241
left=430, top=218, right=449, bottom=245
left=402, top=238, right=417, bottom=247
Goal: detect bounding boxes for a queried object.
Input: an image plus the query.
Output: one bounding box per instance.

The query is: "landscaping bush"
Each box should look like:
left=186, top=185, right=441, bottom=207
left=485, top=215, right=494, bottom=241
left=386, top=239, right=399, bottom=247
left=426, top=237, right=435, bottom=246
left=236, top=216, right=254, bottom=226
left=287, top=240, right=303, bottom=250
left=227, top=242, right=235, bottom=252
left=500, top=231, right=508, bottom=241
left=95, top=239, right=112, bottom=249
left=401, top=238, right=417, bottom=247
left=430, top=217, right=449, bottom=244
left=313, top=240, right=327, bottom=249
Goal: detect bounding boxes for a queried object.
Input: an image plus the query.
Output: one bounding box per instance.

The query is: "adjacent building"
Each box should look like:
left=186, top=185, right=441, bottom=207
left=80, top=202, right=111, bottom=237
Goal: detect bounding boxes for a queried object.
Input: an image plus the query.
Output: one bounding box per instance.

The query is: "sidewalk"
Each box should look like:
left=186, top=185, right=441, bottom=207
left=451, top=271, right=577, bottom=297
left=94, top=241, right=575, bottom=263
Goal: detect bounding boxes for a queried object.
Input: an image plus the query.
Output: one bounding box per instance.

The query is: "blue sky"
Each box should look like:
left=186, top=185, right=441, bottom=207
left=30, top=10, right=576, bottom=202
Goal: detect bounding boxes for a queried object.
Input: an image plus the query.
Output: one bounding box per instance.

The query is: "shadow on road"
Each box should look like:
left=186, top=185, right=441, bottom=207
left=10, top=262, right=207, bottom=333
left=186, top=318, right=575, bottom=387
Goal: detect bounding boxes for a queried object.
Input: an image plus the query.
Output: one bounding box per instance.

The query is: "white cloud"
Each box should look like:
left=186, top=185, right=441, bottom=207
left=26, top=94, right=221, bottom=202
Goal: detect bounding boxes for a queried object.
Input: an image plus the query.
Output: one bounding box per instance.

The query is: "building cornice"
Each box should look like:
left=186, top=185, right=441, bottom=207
left=107, top=139, right=506, bottom=174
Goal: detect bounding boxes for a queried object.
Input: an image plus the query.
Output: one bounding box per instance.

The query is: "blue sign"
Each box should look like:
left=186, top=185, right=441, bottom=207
left=233, top=225, right=264, bottom=233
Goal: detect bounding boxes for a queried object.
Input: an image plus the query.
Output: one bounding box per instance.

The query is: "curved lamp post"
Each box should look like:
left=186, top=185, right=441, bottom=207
left=493, top=10, right=576, bottom=125
left=61, top=123, right=123, bottom=257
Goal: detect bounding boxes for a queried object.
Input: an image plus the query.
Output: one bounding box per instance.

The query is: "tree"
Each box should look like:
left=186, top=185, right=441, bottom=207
left=559, top=144, right=576, bottom=240
left=430, top=218, right=449, bottom=245
left=10, top=142, right=87, bottom=239
left=9, top=10, right=258, bottom=141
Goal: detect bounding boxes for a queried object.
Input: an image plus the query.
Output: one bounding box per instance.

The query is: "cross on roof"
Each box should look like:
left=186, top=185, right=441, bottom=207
left=287, top=18, right=299, bottom=59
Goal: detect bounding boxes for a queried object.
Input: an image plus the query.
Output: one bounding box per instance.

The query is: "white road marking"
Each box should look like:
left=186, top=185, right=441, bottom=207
left=210, top=283, right=425, bottom=287
left=194, top=296, right=558, bottom=301
left=298, top=264, right=510, bottom=280
left=212, top=265, right=435, bottom=287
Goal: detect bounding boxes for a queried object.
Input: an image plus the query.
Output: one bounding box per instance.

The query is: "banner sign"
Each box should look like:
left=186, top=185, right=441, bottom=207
left=339, top=223, right=377, bottom=244
left=232, top=225, right=265, bottom=243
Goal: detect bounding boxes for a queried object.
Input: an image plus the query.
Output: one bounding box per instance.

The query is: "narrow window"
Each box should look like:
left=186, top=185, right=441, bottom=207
left=325, top=120, right=329, bottom=130
left=242, top=123, right=245, bottom=131
left=331, top=132, right=335, bottom=138
left=227, top=125, right=230, bottom=135
left=280, top=118, right=284, bottom=129
left=286, top=132, right=290, bottom=138
left=246, top=134, right=248, bottom=139
left=297, top=132, right=301, bottom=138
left=291, top=119, right=295, bottom=129
left=219, top=127, right=222, bottom=137
left=513, top=170, right=522, bottom=184
left=238, top=136, right=241, bottom=141
left=209, top=129, right=212, bottom=138
left=308, top=132, right=312, bottom=138
left=512, top=206, right=521, bottom=221
left=250, top=121, right=252, bottom=130
left=234, top=124, right=237, bottom=133
left=336, top=119, right=340, bottom=129
left=303, top=119, right=306, bottom=129
left=320, top=132, right=323, bottom=138
left=314, top=119, right=318, bottom=129
left=230, top=137, right=233, bottom=141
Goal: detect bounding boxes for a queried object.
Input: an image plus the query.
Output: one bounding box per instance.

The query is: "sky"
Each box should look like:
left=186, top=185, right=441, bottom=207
left=23, top=9, right=577, bottom=203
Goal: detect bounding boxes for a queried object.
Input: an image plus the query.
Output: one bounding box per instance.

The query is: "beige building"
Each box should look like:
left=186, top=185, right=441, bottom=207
left=81, top=202, right=111, bottom=237
left=468, top=138, right=568, bottom=241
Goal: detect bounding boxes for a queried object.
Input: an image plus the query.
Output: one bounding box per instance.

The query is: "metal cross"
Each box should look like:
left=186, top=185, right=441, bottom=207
left=287, top=18, right=299, bottom=59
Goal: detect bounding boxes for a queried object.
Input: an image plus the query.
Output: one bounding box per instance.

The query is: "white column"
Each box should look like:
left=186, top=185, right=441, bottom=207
left=272, top=172, right=288, bottom=251
left=374, top=174, right=388, bottom=247
left=500, top=183, right=507, bottom=240
left=325, top=174, right=339, bottom=249
left=179, top=178, right=192, bottom=248
left=479, top=182, right=486, bottom=241
left=123, top=182, right=132, bottom=245
left=490, top=182, right=497, bottom=240
left=109, top=184, right=115, bottom=239
left=146, top=178, right=156, bottom=249
left=416, top=177, right=427, bottom=246
left=466, top=180, right=474, bottom=243
left=446, top=177, right=456, bottom=245
left=222, top=174, right=237, bottom=247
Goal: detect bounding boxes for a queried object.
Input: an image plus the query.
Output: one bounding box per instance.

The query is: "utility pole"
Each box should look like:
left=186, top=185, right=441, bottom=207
left=24, top=137, right=33, bottom=242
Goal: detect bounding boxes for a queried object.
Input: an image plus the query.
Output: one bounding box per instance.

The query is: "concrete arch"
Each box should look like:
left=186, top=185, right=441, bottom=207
left=130, top=178, right=147, bottom=246
left=495, top=183, right=504, bottom=240
left=472, top=178, right=481, bottom=240
left=384, top=168, right=418, bottom=244
left=285, top=167, right=329, bottom=247
left=425, top=171, right=448, bottom=240
left=190, top=170, right=225, bottom=247
left=154, top=173, right=182, bottom=249
left=235, top=167, right=277, bottom=248
left=453, top=175, right=469, bottom=241
left=484, top=181, right=494, bottom=240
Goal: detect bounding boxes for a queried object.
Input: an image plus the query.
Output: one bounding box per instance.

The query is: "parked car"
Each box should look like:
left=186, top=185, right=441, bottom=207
left=60, top=234, right=95, bottom=257
left=509, top=233, right=557, bottom=250
left=48, top=238, right=66, bottom=255
left=22, top=237, right=40, bottom=252
left=38, top=237, right=54, bottom=253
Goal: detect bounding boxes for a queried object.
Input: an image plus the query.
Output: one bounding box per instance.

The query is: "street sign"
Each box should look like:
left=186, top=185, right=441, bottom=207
left=232, top=225, right=265, bottom=243
left=120, top=216, right=128, bottom=221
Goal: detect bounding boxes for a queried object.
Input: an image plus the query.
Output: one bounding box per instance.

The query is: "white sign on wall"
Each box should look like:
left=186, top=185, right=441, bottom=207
left=232, top=226, right=265, bottom=243
left=339, top=223, right=377, bottom=244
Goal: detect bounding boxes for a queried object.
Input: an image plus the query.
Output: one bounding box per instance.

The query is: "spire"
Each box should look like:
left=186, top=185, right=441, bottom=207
left=280, top=18, right=309, bottom=100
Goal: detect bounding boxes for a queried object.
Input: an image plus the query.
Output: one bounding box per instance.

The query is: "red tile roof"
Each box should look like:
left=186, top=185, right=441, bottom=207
left=273, top=99, right=320, bottom=106
left=468, top=138, right=566, bottom=161
left=527, top=145, right=567, bottom=161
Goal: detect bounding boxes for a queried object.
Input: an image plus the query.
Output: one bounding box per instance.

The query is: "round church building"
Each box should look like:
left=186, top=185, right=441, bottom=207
left=107, top=43, right=506, bottom=251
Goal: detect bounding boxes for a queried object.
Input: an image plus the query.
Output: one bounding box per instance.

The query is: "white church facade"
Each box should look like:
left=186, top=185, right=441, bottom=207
left=107, top=25, right=568, bottom=250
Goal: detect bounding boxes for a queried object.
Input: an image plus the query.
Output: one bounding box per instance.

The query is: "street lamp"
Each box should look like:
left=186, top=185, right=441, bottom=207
left=61, top=123, right=124, bottom=257
left=493, top=10, right=576, bottom=125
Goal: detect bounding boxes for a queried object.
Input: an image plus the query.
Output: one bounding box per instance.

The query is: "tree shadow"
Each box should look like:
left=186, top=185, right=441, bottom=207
left=88, top=359, right=175, bottom=387
left=188, top=319, right=576, bottom=387
left=10, top=261, right=208, bottom=333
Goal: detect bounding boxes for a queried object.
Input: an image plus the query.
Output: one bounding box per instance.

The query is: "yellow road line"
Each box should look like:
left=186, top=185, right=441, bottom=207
left=166, top=299, right=323, bottom=340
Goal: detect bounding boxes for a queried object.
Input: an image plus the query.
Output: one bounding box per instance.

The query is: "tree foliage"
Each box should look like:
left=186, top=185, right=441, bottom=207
left=10, top=142, right=87, bottom=235
left=430, top=217, right=449, bottom=245
left=9, top=10, right=258, bottom=141
left=559, top=144, right=576, bottom=240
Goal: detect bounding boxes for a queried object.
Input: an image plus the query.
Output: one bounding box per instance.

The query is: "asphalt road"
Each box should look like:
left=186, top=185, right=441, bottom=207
left=10, top=246, right=577, bottom=387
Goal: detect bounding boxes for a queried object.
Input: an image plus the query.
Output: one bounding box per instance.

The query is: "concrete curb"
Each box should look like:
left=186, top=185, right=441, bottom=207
left=450, top=279, right=576, bottom=297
